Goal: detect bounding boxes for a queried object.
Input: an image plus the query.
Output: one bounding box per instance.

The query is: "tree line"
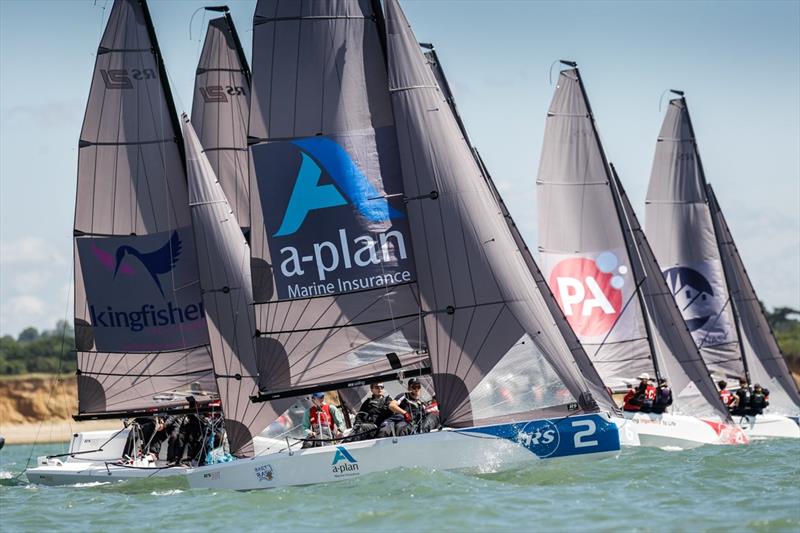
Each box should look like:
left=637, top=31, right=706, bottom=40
left=0, top=306, right=798, bottom=376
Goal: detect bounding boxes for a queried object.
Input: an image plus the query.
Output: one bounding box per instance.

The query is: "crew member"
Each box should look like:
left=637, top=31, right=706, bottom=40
left=622, top=373, right=656, bottom=413
left=652, top=378, right=673, bottom=414
left=732, top=378, right=751, bottom=417
left=749, top=384, right=769, bottom=416
left=718, top=380, right=735, bottom=410
left=302, top=392, right=345, bottom=447
left=349, top=383, right=392, bottom=441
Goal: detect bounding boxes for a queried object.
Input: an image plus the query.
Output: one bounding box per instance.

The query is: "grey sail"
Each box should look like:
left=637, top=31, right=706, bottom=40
left=183, top=115, right=290, bottom=456
left=537, top=69, right=729, bottom=420
left=74, top=0, right=217, bottom=417
left=248, top=0, right=428, bottom=396
left=191, top=8, right=253, bottom=233
left=386, top=1, right=608, bottom=428
left=537, top=68, right=652, bottom=389
left=424, top=47, right=617, bottom=415
left=706, top=184, right=800, bottom=413
left=645, top=98, right=743, bottom=380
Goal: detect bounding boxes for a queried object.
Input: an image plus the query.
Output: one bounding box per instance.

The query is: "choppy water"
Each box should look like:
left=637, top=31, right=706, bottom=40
left=1, top=439, right=798, bottom=532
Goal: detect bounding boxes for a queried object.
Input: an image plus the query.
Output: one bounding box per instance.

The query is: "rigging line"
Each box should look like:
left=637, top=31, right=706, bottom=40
left=696, top=295, right=735, bottom=350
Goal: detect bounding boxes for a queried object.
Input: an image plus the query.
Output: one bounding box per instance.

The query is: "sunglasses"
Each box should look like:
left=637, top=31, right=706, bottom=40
left=410, top=385, right=422, bottom=390
left=372, top=385, right=385, bottom=389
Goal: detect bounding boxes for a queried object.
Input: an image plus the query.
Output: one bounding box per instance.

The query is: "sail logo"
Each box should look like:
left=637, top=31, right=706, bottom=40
left=199, top=85, right=246, bottom=103
left=91, top=231, right=182, bottom=297
left=274, top=137, right=404, bottom=237
left=549, top=252, right=628, bottom=337
left=662, top=264, right=730, bottom=347
left=515, top=420, right=560, bottom=458
left=76, top=227, right=209, bottom=351
left=100, top=68, right=156, bottom=89
left=252, top=127, right=416, bottom=300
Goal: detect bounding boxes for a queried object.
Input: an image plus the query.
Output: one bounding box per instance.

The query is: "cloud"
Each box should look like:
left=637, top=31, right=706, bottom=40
left=0, top=237, right=67, bottom=266
left=7, top=295, right=46, bottom=315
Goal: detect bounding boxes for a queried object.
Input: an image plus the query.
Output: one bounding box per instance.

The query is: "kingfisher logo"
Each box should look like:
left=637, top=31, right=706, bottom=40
left=76, top=227, right=209, bottom=351
left=549, top=251, right=629, bottom=337
left=252, top=127, right=416, bottom=300
left=331, top=446, right=359, bottom=476
left=91, top=230, right=182, bottom=297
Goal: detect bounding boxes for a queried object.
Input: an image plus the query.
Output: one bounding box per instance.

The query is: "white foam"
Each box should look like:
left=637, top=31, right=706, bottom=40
left=150, top=489, right=184, bottom=496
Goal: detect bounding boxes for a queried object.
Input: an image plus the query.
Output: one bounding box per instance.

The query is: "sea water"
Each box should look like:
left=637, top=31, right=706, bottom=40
left=1, top=440, right=798, bottom=531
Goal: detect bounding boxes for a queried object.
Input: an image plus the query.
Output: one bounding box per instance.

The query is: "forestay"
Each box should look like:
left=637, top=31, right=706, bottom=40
left=183, top=115, right=290, bottom=456
left=191, top=9, right=253, bottom=233
left=706, top=185, right=800, bottom=414
left=73, top=0, right=217, bottom=416
left=386, top=1, right=608, bottom=428
left=248, top=0, right=428, bottom=396
left=537, top=69, right=729, bottom=420
left=645, top=98, right=743, bottom=380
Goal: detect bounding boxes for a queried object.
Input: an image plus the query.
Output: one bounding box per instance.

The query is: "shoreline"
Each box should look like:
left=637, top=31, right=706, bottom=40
left=0, top=420, right=122, bottom=445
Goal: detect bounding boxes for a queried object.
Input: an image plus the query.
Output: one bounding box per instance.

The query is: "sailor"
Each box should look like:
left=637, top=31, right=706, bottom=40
left=302, top=392, right=345, bottom=447
left=349, top=383, right=392, bottom=441
left=651, top=378, right=673, bottom=414
left=749, top=384, right=770, bottom=416
left=379, top=378, right=431, bottom=437
left=622, top=373, right=656, bottom=413
left=718, top=380, right=735, bottom=409
left=732, top=378, right=752, bottom=416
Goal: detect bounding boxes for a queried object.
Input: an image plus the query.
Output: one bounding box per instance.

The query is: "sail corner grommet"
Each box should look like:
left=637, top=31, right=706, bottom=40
left=446, top=305, right=455, bottom=315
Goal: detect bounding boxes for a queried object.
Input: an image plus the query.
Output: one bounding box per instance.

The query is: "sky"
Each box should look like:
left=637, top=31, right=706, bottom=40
left=0, top=0, right=798, bottom=337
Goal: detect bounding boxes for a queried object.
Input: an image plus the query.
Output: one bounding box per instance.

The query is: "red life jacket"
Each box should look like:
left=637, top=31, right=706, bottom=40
left=309, top=403, right=335, bottom=432
left=720, top=389, right=733, bottom=405
left=644, top=385, right=657, bottom=402
left=622, top=389, right=640, bottom=411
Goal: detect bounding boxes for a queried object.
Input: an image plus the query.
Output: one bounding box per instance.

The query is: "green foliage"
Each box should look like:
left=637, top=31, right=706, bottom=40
left=0, top=322, right=76, bottom=375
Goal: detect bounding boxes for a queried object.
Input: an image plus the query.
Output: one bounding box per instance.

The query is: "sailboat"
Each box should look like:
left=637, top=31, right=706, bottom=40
left=535, top=65, right=746, bottom=448
left=26, top=0, right=275, bottom=485
left=646, top=94, right=800, bottom=439
left=186, top=0, right=620, bottom=490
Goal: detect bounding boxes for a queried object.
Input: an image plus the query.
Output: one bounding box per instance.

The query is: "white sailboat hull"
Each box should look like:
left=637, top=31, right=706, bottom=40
left=612, top=412, right=748, bottom=449
left=734, top=414, right=800, bottom=439
left=187, top=413, right=620, bottom=490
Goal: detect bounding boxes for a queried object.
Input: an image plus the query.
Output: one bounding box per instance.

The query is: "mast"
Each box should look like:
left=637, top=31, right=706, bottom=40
left=571, top=65, right=663, bottom=383
left=607, top=164, right=663, bottom=383
left=679, top=94, right=751, bottom=384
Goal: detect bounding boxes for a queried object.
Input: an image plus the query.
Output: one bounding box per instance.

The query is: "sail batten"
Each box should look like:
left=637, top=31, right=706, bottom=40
left=73, top=0, right=217, bottom=416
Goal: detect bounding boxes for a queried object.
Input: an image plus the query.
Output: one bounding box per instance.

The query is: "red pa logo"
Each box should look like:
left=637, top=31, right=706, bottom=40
left=549, top=253, right=628, bottom=337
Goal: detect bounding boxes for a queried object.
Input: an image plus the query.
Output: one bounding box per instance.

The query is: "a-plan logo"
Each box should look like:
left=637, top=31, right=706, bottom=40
left=252, top=129, right=417, bottom=300
left=549, top=251, right=629, bottom=337
left=274, top=137, right=404, bottom=237
left=331, top=446, right=359, bottom=476
left=91, top=231, right=182, bottom=297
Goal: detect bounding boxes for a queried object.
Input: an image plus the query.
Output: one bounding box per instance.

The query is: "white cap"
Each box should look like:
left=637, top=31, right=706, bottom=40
left=637, top=373, right=650, bottom=381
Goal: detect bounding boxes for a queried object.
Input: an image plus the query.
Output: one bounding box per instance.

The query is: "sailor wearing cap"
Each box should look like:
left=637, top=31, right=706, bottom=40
left=302, top=392, right=346, bottom=447
left=622, top=373, right=657, bottom=413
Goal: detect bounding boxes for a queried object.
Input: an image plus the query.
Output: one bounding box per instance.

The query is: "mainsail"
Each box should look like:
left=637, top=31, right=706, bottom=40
left=191, top=7, right=253, bottom=233
left=248, top=0, right=428, bottom=397
left=645, top=96, right=800, bottom=413
left=537, top=68, right=729, bottom=419
left=706, top=184, right=800, bottom=413
left=386, top=1, right=609, bottom=427
left=73, top=0, right=217, bottom=417
left=182, top=115, right=290, bottom=456
left=645, top=97, right=744, bottom=380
